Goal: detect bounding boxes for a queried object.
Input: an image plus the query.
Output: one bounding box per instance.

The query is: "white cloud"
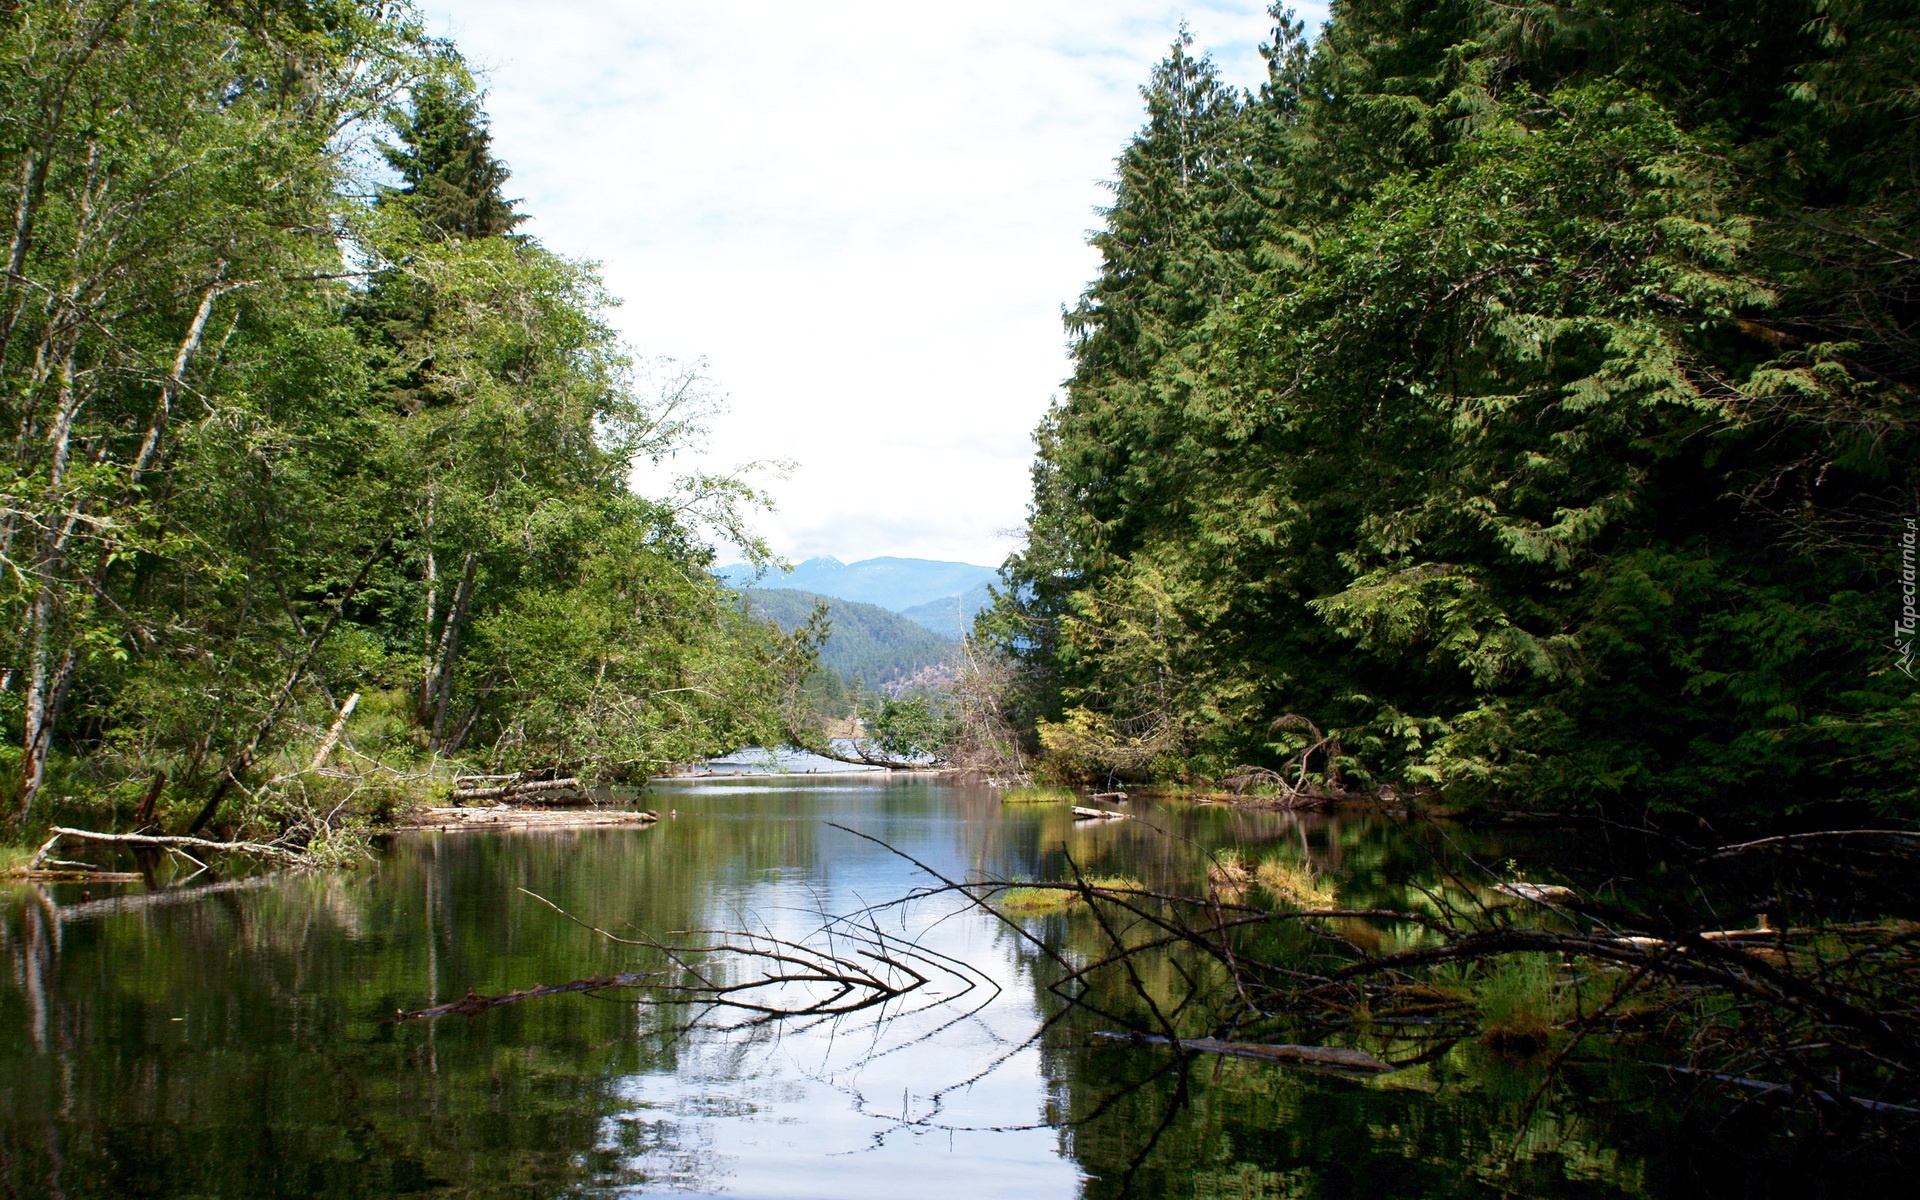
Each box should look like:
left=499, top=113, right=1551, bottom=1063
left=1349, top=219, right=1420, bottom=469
left=422, top=1, right=1331, bottom=565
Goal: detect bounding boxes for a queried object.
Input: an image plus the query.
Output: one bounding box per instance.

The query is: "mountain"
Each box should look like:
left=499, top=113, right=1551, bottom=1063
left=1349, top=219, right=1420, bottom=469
left=740, top=588, right=955, bottom=685
left=718, top=556, right=998, bottom=613
left=898, top=583, right=996, bottom=639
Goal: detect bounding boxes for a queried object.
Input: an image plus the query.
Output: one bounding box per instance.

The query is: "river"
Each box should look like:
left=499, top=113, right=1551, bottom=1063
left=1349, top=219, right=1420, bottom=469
left=0, top=775, right=1821, bottom=1198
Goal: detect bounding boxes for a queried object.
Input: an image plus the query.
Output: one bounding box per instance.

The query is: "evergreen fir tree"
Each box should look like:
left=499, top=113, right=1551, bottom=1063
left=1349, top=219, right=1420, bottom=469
left=380, top=77, right=525, bottom=240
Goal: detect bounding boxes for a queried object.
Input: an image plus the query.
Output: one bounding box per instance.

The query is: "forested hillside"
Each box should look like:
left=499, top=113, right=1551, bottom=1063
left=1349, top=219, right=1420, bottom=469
left=990, top=0, right=1919, bottom=820
left=0, top=1, right=809, bottom=839
left=900, top=584, right=995, bottom=639
left=740, top=589, right=954, bottom=686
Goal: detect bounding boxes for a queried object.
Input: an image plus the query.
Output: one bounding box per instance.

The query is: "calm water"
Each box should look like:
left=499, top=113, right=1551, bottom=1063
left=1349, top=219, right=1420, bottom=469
left=0, top=778, right=1846, bottom=1198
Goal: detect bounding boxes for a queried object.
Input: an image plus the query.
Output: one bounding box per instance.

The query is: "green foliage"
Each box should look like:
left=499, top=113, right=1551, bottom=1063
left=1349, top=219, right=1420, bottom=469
left=1474, top=955, right=1568, bottom=1056
left=0, top=2, right=809, bottom=830
left=993, top=1, right=1920, bottom=820
left=379, top=73, right=527, bottom=241
left=996, top=876, right=1143, bottom=917
left=868, top=695, right=958, bottom=760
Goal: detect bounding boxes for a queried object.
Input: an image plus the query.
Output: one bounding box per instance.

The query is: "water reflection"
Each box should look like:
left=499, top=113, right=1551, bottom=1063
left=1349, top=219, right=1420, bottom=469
left=0, top=778, right=1885, bottom=1198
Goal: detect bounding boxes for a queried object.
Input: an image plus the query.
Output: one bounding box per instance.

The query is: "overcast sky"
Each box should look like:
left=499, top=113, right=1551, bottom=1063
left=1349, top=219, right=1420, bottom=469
left=420, top=2, right=1331, bottom=567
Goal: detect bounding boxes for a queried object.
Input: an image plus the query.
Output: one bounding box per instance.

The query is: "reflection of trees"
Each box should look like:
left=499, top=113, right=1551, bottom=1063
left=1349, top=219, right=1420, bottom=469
left=861, top=813, right=1918, bottom=1199
left=0, top=779, right=1024, bottom=1198
left=6, top=787, right=1910, bottom=1199
left=0, top=825, right=752, bottom=1198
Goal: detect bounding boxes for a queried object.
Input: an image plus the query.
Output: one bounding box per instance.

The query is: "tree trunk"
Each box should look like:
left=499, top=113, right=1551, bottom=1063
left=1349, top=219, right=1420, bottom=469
left=12, top=276, right=225, bottom=822
left=305, top=692, right=360, bottom=772
left=428, top=553, right=477, bottom=750
left=13, top=339, right=83, bottom=821
left=188, top=534, right=393, bottom=833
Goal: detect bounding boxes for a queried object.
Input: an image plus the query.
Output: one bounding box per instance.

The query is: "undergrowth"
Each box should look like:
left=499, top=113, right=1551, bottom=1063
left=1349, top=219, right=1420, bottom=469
left=999, top=785, right=1077, bottom=805
left=997, top=876, right=1144, bottom=915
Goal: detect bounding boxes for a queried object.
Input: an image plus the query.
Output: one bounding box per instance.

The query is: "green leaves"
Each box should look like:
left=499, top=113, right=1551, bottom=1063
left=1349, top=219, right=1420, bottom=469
left=995, top=2, right=1919, bottom=820
left=1, top=6, right=808, bottom=820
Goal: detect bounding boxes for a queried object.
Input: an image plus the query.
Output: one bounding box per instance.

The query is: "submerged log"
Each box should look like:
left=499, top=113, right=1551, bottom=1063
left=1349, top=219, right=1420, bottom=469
left=396, top=972, right=661, bottom=1021
left=1494, top=881, right=1577, bottom=903
left=1072, top=806, right=1129, bottom=821
left=52, top=875, right=281, bottom=920
left=1094, top=1030, right=1392, bottom=1075
left=11, top=868, right=142, bottom=883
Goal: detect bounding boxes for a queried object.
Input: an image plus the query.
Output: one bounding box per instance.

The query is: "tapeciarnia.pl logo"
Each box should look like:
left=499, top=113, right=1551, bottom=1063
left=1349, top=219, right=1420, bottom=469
left=1898, top=516, right=1917, bottom=679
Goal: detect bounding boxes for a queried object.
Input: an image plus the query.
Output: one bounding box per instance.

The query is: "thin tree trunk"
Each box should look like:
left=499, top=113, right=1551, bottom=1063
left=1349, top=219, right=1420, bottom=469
left=133, top=770, right=166, bottom=825
left=0, top=0, right=140, bottom=373
left=13, top=279, right=231, bottom=821
left=188, top=534, right=393, bottom=833
left=305, top=692, right=359, bottom=772
left=418, top=529, right=438, bottom=720
left=429, top=554, right=478, bottom=750
left=126, top=279, right=224, bottom=486
left=14, top=338, right=83, bottom=820
left=444, top=668, right=502, bottom=754
left=15, top=605, right=60, bottom=820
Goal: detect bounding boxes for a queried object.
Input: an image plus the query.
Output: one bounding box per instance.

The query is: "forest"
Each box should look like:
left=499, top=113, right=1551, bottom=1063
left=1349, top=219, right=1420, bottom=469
left=989, top=0, right=1919, bottom=825
left=0, top=0, right=814, bottom=851
left=3, top=0, right=1914, bottom=846
left=4, top=2, right=1920, bottom=1190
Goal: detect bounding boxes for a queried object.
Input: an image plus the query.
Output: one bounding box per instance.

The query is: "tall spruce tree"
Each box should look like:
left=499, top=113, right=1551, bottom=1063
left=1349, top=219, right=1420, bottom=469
left=379, top=76, right=525, bottom=241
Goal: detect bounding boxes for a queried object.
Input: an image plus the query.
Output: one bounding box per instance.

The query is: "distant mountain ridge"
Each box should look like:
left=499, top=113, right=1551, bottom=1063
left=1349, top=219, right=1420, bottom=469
left=738, top=588, right=954, bottom=686
left=898, top=582, right=996, bottom=639
left=718, top=556, right=999, bottom=614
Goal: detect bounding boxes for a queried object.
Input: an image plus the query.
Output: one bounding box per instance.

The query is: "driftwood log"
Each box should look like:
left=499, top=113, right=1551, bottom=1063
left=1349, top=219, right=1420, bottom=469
left=394, top=808, right=657, bottom=832
left=451, top=777, right=582, bottom=803
left=29, top=826, right=304, bottom=870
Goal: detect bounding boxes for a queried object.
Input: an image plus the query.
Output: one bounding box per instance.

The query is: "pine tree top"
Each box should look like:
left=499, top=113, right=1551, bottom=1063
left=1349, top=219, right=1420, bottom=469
left=380, top=77, right=527, bottom=241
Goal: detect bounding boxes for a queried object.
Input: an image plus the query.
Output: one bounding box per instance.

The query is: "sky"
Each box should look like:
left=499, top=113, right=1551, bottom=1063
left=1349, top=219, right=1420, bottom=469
left=420, top=2, right=1332, bottom=568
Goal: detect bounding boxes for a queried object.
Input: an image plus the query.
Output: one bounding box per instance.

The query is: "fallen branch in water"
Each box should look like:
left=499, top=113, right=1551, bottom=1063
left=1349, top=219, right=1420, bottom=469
left=830, top=821, right=1920, bottom=1127
left=50, top=875, right=282, bottom=920
left=29, top=826, right=304, bottom=869
left=1702, top=829, right=1920, bottom=861
left=393, top=886, right=983, bottom=1028
left=806, top=740, right=952, bottom=771
left=1657, top=1064, right=1920, bottom=1115
left=1092, top=1030, right=1392, bottom=1075
left=396, top=972, right=662, bottom=1020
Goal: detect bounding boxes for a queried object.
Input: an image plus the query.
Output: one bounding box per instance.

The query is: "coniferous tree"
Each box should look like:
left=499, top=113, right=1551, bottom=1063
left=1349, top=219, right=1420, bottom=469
left=379, top=76, right=525, bottom=241
left=990, top=0, right=1919, bottom=820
